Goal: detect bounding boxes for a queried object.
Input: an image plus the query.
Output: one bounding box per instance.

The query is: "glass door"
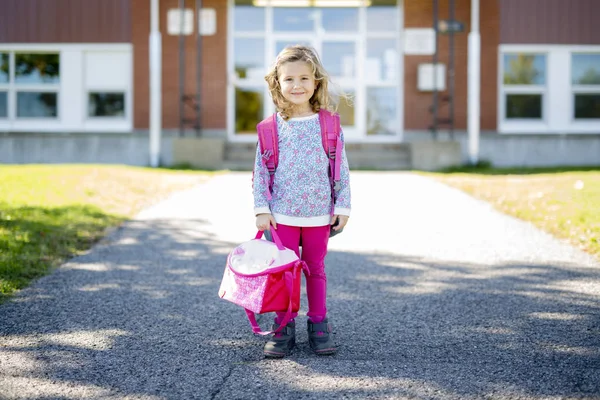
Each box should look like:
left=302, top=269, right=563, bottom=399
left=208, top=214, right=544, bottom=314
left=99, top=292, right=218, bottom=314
left=270, top=6, right=360, bottom=138
left=231, top=0, right=402, bottom=141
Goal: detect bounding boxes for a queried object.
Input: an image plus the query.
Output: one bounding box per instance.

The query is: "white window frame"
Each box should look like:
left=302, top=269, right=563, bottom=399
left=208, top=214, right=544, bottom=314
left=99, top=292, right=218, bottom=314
left=0, top=51, right=62, bottom=126
left=227, top=0, right=404, bottom=143
left=0, top=53, right=11, bottom=119
left=499, top=45, right=600, bottom=134
left=571, top=51, right=600, bottom=124
left=0, top=43, right=132, bottom=133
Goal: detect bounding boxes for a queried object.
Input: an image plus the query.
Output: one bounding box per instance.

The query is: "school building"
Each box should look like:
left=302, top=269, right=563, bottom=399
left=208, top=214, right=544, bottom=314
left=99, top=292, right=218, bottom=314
left=0, top=0, right=599, bottom=169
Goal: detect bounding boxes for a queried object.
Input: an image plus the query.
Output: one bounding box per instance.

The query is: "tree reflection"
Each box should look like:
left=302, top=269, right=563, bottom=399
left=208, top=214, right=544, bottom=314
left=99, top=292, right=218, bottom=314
left=576, top=68, right=600, bottom=85
left=17, top=92, right=57, bottom=117
left=503, top=54, right=544, bottom=85
left=15, top=54, right=60, bottom=83
left=0, top=54, right=8, bottom=83
left=236, top=89, right=262, bottom=133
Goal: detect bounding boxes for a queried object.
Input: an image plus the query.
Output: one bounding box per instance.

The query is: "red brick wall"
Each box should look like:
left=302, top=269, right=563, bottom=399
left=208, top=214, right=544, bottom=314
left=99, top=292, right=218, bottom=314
left=404, top=0, right=498, bottom=131
left=480, top=0, right=499, bottom=131
left=132, top=0, right=227, bottom=130
left=131, top=1, right=499, bottom=132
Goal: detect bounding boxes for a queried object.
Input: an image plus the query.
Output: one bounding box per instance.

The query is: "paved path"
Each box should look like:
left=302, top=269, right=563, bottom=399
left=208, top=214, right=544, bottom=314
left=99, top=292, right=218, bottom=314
left=1, top=172, right=599, bottom=400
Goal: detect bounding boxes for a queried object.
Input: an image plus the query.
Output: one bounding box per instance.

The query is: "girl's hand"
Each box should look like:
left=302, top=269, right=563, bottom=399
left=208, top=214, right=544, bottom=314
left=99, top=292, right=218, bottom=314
left=256, top=213, right=277, bottom=231
left=330, top=215, right=349, bottom=231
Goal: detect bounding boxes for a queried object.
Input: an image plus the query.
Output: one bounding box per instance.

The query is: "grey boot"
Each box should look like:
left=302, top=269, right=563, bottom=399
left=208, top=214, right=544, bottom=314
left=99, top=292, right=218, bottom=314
left=307, top=318, right=336, bottom=355
left=263, top=320, right=296, bottom=358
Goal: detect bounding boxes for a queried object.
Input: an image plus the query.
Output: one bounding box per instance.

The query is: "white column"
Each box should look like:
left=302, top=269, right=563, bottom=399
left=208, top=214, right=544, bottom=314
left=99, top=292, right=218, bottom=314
left=149, top=0, right=162, bottom=167
left=467, top=0, right=481, bottom=164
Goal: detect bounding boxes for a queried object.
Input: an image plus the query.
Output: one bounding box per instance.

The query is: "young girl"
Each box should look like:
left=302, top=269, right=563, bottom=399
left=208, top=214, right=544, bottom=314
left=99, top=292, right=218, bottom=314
left=253, top=45, right=351, bottom=358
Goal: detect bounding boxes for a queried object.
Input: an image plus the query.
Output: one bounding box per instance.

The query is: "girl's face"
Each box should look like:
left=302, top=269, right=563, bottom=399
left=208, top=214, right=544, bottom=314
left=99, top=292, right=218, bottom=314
left=277, top=61, right=317, bottom=111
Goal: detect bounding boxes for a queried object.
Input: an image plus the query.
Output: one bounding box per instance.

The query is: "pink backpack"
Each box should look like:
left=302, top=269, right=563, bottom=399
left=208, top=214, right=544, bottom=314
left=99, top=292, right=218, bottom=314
left=256, top=109, right=343, bottom=210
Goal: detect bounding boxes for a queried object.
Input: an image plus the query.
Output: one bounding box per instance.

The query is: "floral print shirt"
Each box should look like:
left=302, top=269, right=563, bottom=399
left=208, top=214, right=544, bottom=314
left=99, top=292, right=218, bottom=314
left=253, top=113, right=351, bottom=227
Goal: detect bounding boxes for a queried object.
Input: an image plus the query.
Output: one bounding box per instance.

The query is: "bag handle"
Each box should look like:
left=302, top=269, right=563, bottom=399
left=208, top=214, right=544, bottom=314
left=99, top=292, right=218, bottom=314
left=255, top=228, right=285, bottom=251
left=244, top=264, right=300, bottom=335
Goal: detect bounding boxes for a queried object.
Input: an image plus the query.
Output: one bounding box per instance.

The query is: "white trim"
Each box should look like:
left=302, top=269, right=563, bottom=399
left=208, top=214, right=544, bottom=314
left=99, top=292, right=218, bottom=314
left=498, top=44, right=600, bottom=134
left=227, top=0, right=235, bottom=142
left=397, top=0, right=404, bottom=142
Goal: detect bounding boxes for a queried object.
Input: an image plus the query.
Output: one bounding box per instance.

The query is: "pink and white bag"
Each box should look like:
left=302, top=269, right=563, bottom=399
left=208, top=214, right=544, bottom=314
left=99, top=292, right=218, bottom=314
left=218, top=229, right=307, bottom=334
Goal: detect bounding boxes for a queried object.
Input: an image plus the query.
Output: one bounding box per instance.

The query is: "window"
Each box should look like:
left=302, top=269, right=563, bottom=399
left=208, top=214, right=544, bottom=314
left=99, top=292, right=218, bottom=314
left=0, top=52, right=60, bottom=120
left=235, top=87, right=264, bottom=133
left=367, top=0, right=398, bottom=32
left=0, top=45, right=131, bottom=132
left=365, top=1, right=399, bottom=136
left=499, top=46, right=600, bottom=133
left=0, top=92, right=6, bottom=118
left=572, top=53, right=600, bottom=120
left=84, top=50, right=131, bottom=126
left=0, top=53, right=7, bottom=118
left=88, top=93, right=125, bottom=117
left=322, top=42, right=355, bottom=79
left=367, top=87, right=396, bottom=135
left=17, top=92, right=57, bottom=118
left=15, top=53, right=60, bottom=119
left=232, top=0, right=402, bottom=139
left=502, top=53, right=546, bottom=120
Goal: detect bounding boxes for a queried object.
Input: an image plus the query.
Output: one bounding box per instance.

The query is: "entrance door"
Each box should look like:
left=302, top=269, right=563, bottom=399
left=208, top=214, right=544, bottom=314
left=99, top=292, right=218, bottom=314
left=269, top=37, right=359, bottom=139
left=230, top=0, right=402, bottom=142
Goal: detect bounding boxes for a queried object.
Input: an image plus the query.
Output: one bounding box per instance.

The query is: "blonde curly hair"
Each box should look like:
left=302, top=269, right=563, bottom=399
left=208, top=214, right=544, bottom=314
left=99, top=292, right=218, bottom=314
left=265, top=45, right=343, bottom=121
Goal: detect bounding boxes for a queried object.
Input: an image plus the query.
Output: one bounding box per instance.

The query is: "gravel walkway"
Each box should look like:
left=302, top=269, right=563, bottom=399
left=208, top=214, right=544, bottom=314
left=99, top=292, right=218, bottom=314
left=1, top=172, right=599, bottom=399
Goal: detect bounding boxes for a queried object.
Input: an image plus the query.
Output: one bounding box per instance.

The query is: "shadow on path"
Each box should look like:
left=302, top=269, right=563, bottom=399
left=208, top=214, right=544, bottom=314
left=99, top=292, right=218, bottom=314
left=1, top=218, right=599, bottom=399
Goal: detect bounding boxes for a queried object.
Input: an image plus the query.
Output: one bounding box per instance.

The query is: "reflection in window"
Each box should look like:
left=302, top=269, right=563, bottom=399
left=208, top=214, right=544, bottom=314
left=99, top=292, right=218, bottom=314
left=367, top=0, right=398, bottom=32
left=15, top=53, right=60, bottom=84
left=235, top=1, right=265, bottom=31
left=0, top=92, right=7, bottom=117
left=0, top=54, right=8, bottom=83
left=503, top=54, right=546, bottom=85
left=321, top=8, right=358, bottom=32
left=236, top=88, right=263, bottom=134
left=572, top=54, right=600, bottom=85
left=89, top=93, right=125, bottom=117
left=574, top=94, right=600, bottom=119
left=506, top=94, right=542, bottom=119
left=367, top=87, right=396, bottom=135
left=366, top=39, right=397, bottom=81
left=17, top=92, right=58, bottom=117
left=322, top=42, right=355, bottom=78
left=273, top=8, right=314, bottom=32
left=276, top=40, right=312, bottom=56
left=235, top=38, right=265, bottom=79
left=337, top=90, right=355, bottom=126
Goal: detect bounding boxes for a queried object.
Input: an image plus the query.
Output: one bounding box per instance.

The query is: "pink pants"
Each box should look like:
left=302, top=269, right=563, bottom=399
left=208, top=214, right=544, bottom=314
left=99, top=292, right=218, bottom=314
left=273, top=224, right=330, bottom=324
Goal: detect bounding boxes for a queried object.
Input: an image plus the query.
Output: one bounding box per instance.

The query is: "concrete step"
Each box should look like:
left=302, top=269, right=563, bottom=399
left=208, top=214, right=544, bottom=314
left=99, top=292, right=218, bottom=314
left=224, top=143, right=412, bottom=167
left=222, top=160, right=254, bottom=171
left=224, top=143, right=257, bottom=162
left=223, top=142, right=412, bottom=170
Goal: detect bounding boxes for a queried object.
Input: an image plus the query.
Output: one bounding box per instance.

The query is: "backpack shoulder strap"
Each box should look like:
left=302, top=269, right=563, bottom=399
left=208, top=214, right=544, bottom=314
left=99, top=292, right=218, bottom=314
left=318, top=110, right=343, bottom=193
left=256, top=113, right=279, bottom=199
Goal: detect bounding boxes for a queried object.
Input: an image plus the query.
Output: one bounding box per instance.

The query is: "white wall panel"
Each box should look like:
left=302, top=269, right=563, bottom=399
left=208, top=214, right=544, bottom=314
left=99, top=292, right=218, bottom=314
left=85, top=51, right=131, bottom=90
left=61, top=49, right=84, bottom=130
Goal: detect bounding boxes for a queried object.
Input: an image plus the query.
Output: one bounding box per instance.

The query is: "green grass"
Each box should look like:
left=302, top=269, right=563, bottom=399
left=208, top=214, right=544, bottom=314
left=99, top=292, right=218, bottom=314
left=422, top=167, right=600, bottom=259
left=440, top=163, right=600, bottom=175
left=0, top=164, right=216, bottom=301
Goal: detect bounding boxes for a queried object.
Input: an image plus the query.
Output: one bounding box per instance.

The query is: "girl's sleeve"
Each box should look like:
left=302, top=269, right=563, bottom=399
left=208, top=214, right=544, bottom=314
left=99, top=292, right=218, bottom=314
left=253, top=142, right=271, bottom=215
left=334, top=130, right=351, bottom=216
